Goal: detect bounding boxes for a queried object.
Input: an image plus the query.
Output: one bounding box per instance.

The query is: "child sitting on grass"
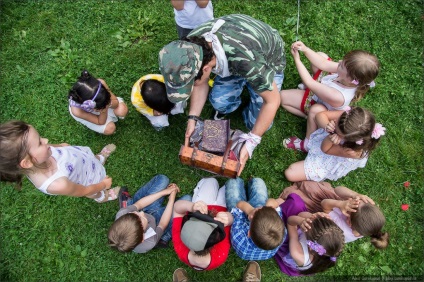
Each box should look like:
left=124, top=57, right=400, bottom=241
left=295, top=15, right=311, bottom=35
left=279, top=181, right=389, bottom=248
left=275, top=213, right=345, bottom=276
left=284, top=107, right=385, bottom=182
left=225, top=177, right=285, bottom=260
left=280, top=41, right=380, bottom=119
left=0, top=120, right=118, bottom=203
left=131, top=74, right=185, bottom=130
left=108, top=175, right=179, bottom=253
left=69, top=70, right=128, bottom=135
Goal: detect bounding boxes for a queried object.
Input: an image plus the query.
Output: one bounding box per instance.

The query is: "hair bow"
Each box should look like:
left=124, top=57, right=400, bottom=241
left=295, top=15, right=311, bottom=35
left=371, top=123, right=386, bottom=139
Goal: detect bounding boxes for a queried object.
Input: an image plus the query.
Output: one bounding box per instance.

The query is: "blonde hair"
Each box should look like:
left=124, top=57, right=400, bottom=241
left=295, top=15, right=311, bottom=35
left=108, top=213, right=144, bottom=252
left=250, top=206, right=285, bottom=250
left=343, top=50, right=380, bottom=102
left=350, top=203, right=389, bottom=249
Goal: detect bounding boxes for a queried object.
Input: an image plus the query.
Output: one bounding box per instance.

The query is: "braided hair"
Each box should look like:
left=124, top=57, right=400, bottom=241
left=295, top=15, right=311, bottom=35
left=300, top=217, right=345, bottom=275
left=338, top=107, right=381, bottom=157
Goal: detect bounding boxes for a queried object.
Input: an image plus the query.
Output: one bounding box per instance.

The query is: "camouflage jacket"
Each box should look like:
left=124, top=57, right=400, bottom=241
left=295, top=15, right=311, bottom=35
left=188, top=14, right=286, bottom=94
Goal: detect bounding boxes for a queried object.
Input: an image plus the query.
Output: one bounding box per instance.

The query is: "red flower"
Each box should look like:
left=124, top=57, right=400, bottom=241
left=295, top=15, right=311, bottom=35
left=401, top=204, right=409, bottom=211
left=403, top=181, right=410, bottom=188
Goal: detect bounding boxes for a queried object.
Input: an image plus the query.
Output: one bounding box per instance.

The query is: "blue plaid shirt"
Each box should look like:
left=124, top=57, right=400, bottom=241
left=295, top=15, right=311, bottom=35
left=230, top=207, right=286, bottom=260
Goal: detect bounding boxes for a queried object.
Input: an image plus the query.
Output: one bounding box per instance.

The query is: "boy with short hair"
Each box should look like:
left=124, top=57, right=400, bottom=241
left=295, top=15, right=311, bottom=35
left=108, top=175, right=180, bottom=253
left=225, top=177, right=285, bottom=260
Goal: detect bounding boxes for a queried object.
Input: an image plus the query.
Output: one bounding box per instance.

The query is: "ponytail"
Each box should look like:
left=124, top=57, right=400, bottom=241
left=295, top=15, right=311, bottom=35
left=370, top=232, right=390, bottom=249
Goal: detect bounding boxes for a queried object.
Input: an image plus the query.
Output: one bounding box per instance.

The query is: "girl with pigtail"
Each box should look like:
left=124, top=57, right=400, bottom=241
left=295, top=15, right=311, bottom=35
left=68, top=70, right=128, bottom=135
left=284, top=106, right=385, bottom=182
left=274, top=213, right=345, bottom=276
left=279, top=181, right=389, bottom=249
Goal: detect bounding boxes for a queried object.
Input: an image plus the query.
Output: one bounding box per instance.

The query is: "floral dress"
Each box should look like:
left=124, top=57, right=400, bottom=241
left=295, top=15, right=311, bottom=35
left=35, top=146, right=106, bottom=195
left=304, top=128, right=368, bottom=181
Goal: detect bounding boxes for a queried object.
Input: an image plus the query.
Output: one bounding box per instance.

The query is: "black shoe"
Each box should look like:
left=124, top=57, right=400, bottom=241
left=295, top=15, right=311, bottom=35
left=213, top=110, right=227, bottom=120
left=154, top=239, right=169, bottom=249
left=118, top=186, right=131, bottom=209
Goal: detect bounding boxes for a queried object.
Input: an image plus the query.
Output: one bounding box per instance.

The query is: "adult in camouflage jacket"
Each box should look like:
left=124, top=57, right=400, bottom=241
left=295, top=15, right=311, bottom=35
left=159, top=14, right=286, bottom=175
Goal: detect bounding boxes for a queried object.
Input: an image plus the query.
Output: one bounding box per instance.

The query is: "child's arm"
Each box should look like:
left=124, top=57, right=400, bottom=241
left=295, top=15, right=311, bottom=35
left=321, top=198, right=359, bottom=215
left=236, top=201, right=257, bottom=221
left=173, top=200, right=208, bottom=218
left=291, top=47, right=345, bottom=108
left=320, top=135, right=362, bottom=158
left=157, top=187, right=179, bottom=231
left=47, top=176, right=112, bottom=197
left=334, top=186, right=375, bottom=204
left=214, top=212, right=234, bottom=227
left=48, top=143, right=70, bottom=147
left=171, top=0, right=184, bottom=10
left=70, top=106, right=109, bottom=125
left=133, top=183, right=179, bottom=211
left=314, top=110, right=343, bottom=130
left=292, top=41, right=339, bottom=73
left=195, top=0, right=210, bottom=8
left=265, top=198, right=284, bottom=208
left=98, top=79, right=120, bottom=110
left=287, top=215, right=307, bottom=266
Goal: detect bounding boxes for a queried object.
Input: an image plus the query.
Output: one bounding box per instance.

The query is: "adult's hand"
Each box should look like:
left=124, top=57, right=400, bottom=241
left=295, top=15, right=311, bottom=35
left=237, top=144, right=249, bottom=176
left=184, top=119, right=196, bottom=147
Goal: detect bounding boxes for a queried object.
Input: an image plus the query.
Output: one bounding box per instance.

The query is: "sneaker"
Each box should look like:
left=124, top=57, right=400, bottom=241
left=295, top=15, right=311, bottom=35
left=243, top=261, right=261, bottom=282
left=213, top=110, right=227, bottom=120
left=154, top=239, right=169, bottom=249
left=118, top=186, right=131, bottom=209
left=173, top=268, right=189, bottom=282
left=297, top=83, right=306, bottom=90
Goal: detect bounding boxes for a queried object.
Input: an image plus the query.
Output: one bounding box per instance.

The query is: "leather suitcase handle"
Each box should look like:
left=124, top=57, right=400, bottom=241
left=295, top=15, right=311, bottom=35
left=220, top=140, right=233, bottom=174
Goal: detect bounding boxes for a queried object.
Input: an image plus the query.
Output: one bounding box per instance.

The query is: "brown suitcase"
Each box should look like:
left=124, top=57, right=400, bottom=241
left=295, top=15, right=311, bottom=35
left=179, top=141, right=240, bottom=178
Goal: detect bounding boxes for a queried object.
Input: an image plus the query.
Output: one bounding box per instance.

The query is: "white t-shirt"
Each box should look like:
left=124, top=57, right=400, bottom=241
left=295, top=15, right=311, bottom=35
left=174, top=1, right=213, bottom=29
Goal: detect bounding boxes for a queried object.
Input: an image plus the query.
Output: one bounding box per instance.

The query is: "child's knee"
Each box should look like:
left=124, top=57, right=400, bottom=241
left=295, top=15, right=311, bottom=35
left=284, top=165, right=295, bottom=181
left=225, top=178, right=245, bottom=201
left=115, top=103, right=128, bottom=117
left=103, top=122, right=116, bottom=135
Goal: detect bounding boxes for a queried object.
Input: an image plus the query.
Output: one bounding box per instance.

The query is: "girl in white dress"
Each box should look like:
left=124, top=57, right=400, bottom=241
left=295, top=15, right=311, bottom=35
left=284, top=107, right=385, bottom=182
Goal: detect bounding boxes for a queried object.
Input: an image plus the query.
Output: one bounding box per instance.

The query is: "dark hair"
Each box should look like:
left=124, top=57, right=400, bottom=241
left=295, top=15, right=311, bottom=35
left=338, top=106, right=381, bottom=157
left=343, top=50, right=380, bottom=102
left=140, top=79, right=175, bottom=114
left=108, top=213, right=144, bottom=253
left=350, top=203, right=389, bottom=249
left=183, top=36, right=214, bottom=81
left=68, top=70, right=111, bottom=109
left=250, top=206, right=285, bottom=250
left=301, top=217, right=345, bottom=275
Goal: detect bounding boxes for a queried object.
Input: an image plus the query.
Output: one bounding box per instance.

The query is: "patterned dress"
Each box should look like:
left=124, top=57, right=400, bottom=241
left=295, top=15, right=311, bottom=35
left=304, top=128, right=368, bottom=181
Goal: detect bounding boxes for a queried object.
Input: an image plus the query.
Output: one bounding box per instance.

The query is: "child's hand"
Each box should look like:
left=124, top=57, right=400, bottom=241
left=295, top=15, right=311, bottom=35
left=329, top=133, right=343, bottom=145
left=292, top=41, right=306, bottom=52
left=290, top=46, right=301, bottom=60
left=325, top=120, right=336, bottom=133
left=164, top=183, right=180, bottom=195
left=102, top=176, right=112, bottom=190
left=300, top=217, right=313, bottom=232
left=340, top=198, right=360, bottom=216
left=248, top=207, right=261, bottom=221
left=192, top=201, right=208, bottom=214
left=214, top=212, right=234, bottom=227
left=358, top=194, right=375, bottom=205
left=311, top=212, right=331, bottom=220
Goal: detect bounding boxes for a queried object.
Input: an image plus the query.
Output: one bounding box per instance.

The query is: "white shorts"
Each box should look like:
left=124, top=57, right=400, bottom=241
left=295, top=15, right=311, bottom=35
left=69, top=106, right=118, bottom=134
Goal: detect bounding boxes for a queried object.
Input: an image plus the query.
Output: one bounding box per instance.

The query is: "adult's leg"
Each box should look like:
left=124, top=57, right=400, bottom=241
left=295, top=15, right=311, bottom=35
left=242, top=73, right=283, bottom=131
left=247, top=178, right=268, bottom=208
left=191, top=178, right=219, bottom=205
left=225, top=177, right=247, bottom=211
left=127, top=174, right=169, bottom=210
left=176, top=24, right=193, bottom=40
left=209, top=75, right=246, bottom=114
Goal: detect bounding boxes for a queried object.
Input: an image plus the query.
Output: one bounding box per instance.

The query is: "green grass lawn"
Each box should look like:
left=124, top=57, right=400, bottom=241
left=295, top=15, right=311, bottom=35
left=0, top=0, right=423, bottom=281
